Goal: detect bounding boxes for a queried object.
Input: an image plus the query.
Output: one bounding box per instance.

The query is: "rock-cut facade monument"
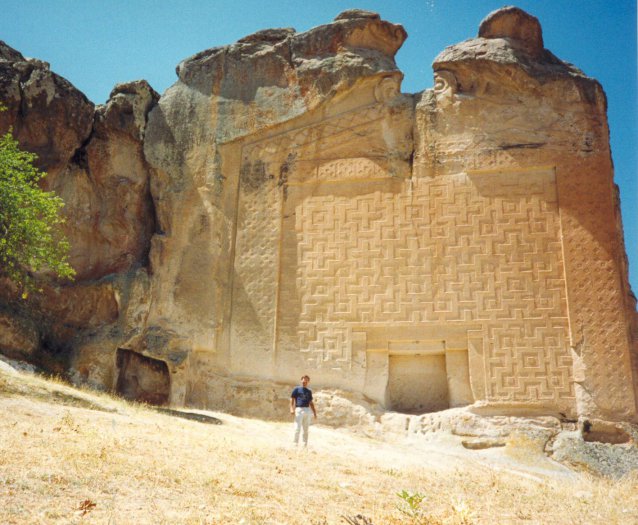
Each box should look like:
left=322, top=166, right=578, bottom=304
left=0, top=7, right=637, bottom=425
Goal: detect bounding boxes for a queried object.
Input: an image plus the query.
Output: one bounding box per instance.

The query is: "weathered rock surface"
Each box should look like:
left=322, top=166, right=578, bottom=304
left=478, top=6, right=544, bottom=57
left=0, top=41, right=94, bottom=172
left=0, top=7, right=636, bottom=456
left=48, top=80, right=158, bottom=281
left=0, top=44, right=157, bottom=365
left=413, top=6, right=637, bottom=423
left=0, top=309, right=38, bottom=360
left=548, top=419, right=638, bottom=478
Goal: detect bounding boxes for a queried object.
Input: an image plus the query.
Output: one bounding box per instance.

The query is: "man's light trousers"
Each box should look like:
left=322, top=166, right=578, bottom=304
left=294, top=406, right=311, bottom=446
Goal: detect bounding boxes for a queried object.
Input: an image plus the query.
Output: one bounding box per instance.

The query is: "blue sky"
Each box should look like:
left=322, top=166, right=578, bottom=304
left=2, top=0, right=637, bottom=295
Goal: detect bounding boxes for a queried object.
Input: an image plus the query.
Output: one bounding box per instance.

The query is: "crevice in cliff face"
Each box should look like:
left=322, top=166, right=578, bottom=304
left=285, top=37, right=296, bottom=76
left=498, top=142, right=545, bottom=150
left=407, top=92, right=417, bottom=171
left=139, top=91, right=161, bottom=264
left=136, top=99, right=163, bottom=278
left=16, top=83, right=27, bottom=121
left=408, top=148, right=415, bottom=173
left=140, top=167, right=158, bottom=270
left=15, top=64, right=38, bottom=120
left=69, top=128, right=94, bottom=171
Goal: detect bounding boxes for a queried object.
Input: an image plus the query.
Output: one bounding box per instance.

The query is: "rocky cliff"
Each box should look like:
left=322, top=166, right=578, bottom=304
left=0, top=44, right=158, bottom=371
left=0, top=7, right=636, bottom=425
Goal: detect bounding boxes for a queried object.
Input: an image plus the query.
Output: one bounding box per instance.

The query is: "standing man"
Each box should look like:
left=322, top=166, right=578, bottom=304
left=290, top=374, right=317, bottom=447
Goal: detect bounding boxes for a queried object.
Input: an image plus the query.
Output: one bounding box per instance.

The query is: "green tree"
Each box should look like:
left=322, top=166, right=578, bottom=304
left=0, top=117, right=75, bottom=294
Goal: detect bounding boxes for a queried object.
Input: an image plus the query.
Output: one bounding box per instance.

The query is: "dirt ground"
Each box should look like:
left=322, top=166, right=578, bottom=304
left=1, top=366, right=637, bottom=524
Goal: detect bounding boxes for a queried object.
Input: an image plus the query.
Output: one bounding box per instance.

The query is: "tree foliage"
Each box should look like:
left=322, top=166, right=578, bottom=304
left=0, top=122, right=75, bottom=294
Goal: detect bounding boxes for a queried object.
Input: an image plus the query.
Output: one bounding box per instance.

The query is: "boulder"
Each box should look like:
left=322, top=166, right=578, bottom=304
left=478, top=6, right=544, bottom=57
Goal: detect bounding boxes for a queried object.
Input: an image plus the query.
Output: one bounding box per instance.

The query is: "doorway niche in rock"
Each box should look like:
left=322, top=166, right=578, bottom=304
left=388, top=353, right=449, bottom=414
left=384, top=339, right=474, bottom=415
left=115, top=349, right=170, bottom=405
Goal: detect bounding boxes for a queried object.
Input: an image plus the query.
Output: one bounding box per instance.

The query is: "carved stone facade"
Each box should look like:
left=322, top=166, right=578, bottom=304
left=1, top=7, right=636, bottom=423
left=199, top=74, right=578, bottom=417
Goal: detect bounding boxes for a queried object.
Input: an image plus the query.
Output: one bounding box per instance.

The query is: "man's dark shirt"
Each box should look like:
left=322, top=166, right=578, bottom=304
left=291, top=386, right=312, bottom=407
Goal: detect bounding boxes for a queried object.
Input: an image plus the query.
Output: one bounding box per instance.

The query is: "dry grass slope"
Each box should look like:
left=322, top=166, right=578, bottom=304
left=1, top=368, right=637, bottom=524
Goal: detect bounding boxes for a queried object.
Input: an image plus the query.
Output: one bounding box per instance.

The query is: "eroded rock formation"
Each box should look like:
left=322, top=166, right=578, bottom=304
left=0, top=43, right=158, bottom=371
left=0, top=8, right=636, bottom=428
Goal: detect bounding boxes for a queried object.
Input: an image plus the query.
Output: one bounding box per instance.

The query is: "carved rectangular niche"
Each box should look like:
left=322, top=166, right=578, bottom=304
left=388, top=353, right=449, bottom=413
left=383, top=337, right=474, bottom=413
left=115, top=349, right=170, bottom=406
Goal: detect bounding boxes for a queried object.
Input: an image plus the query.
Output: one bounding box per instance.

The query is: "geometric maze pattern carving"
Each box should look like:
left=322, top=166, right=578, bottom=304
left=486, top=321, right=572, bottom=402
left=435, top=171, right=573, bottom=404
left=232, top=100, right=575, bottom=407
left=282, top=168, right=573, bottom=403
left=230, top=161, right=282, bottom=357
left=231, top=103, right=388, bottom=364
left=230, top=102, right=394, bottom=373
left=558, top=163, right=635, bottom=413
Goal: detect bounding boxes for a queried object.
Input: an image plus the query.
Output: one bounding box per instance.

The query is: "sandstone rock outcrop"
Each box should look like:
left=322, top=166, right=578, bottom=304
left=50, top=80, right=158, bottom=281
left=0, top=42, right=157, bottom=370
left=0, top=42, right=94, bottom=173
left=419, top=8, right=637, bottom=422
left=0, top=8, right=636, bottom=431
left=0, top=310, right=38, bottom=361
